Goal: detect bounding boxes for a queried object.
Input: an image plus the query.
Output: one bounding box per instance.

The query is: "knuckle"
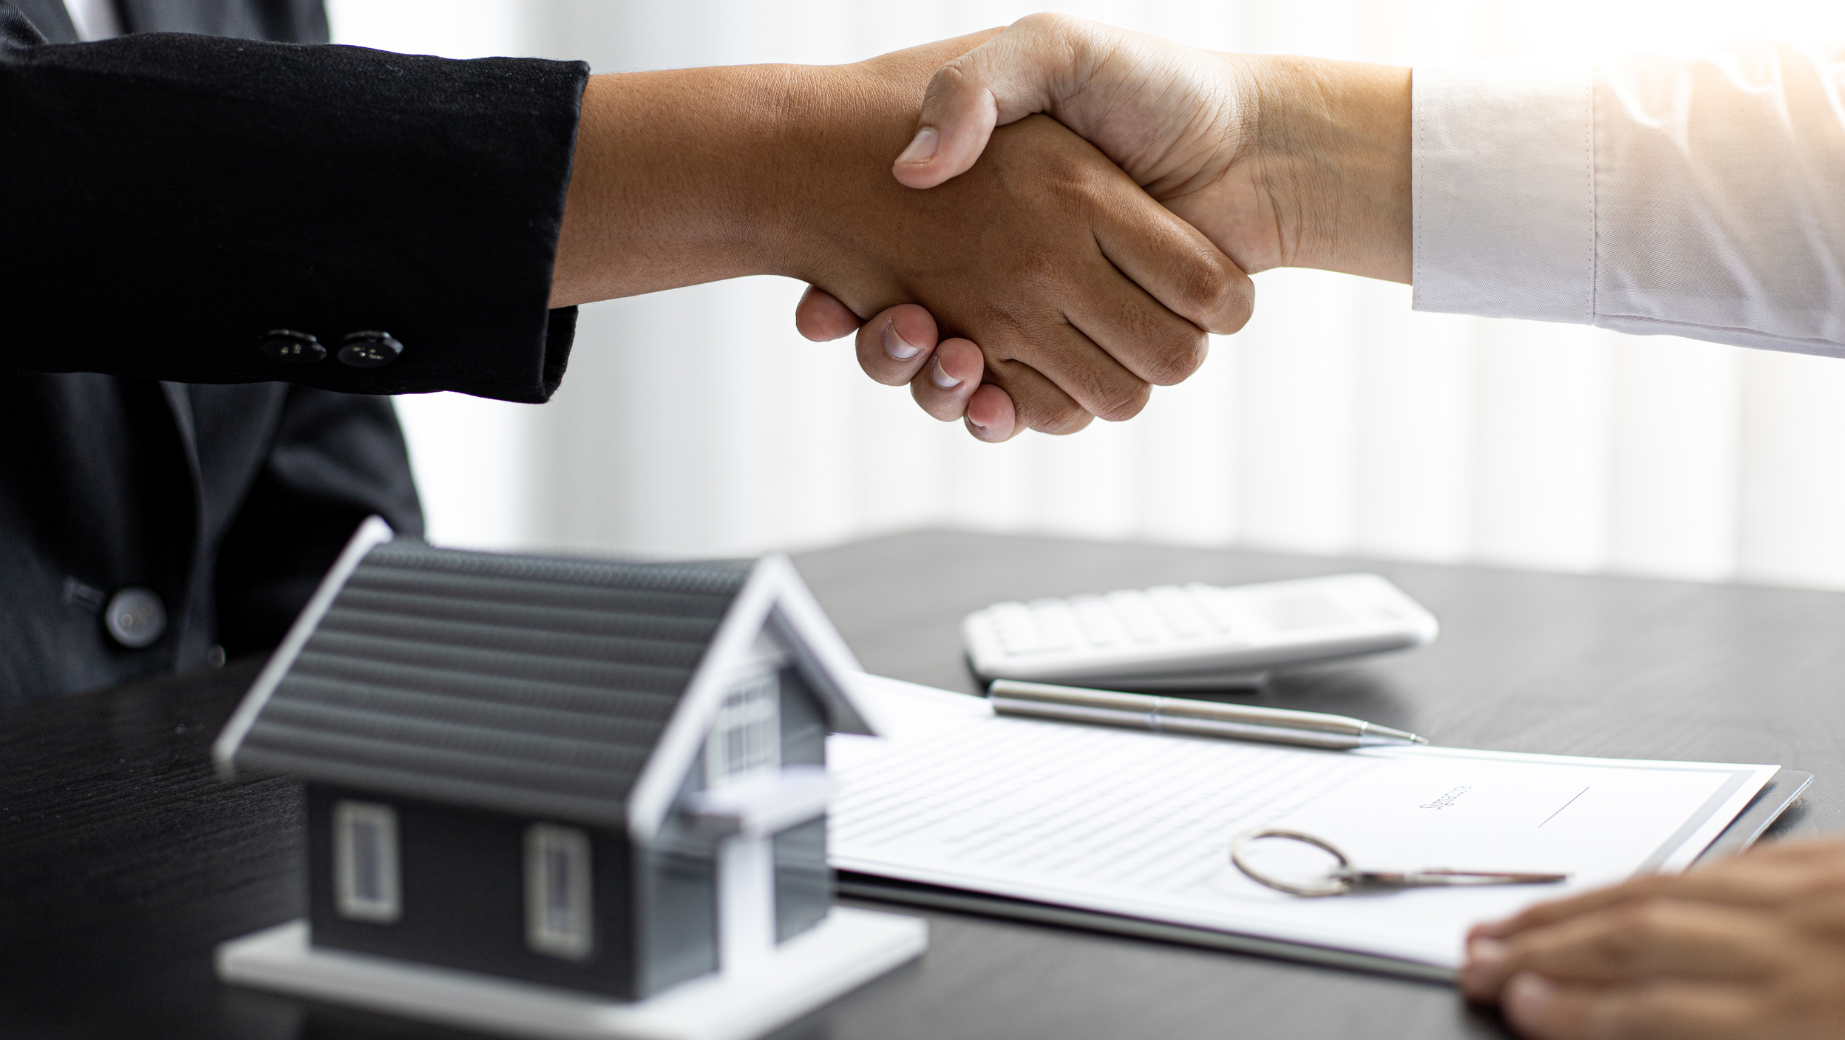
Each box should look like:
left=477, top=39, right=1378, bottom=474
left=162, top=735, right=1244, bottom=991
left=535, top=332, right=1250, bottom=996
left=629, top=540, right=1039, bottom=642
left=1596, top=902, right=1670, bottom=962
left=926, top=61, right=971, bottom=100
left=1047, top=162, right=1109, bottom=212
left=1012, top=249, right=1066, bottom=290
left=1019, top=395, right=1084, bottom=434
left=1090, top=379, right=1150, bottom=423
left=1036, top=404, right=1094, bottom=435
left=1012, top=11, right=1062, bottom=31
left=1142, top=331, right=1209, bottom=386
left=1186, top=254, right=1254, bottom=333
left=1013, top=11, right=1084, bottom=49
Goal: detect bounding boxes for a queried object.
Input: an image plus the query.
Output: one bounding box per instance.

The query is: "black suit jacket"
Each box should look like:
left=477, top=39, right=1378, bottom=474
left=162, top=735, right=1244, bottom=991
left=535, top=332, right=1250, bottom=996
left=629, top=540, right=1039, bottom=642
left=0, top=0, right=589, bottom=703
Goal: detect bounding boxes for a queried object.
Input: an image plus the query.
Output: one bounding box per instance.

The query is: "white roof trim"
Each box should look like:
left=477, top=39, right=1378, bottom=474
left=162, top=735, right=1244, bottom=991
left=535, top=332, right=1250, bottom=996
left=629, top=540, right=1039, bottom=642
left=627, top=558, right=779, bottom=841
left=757, top=554, right=871, bottom=734
left=212, top=516, right=395, bottom=778
left=625, top=554, right=876, bottom=842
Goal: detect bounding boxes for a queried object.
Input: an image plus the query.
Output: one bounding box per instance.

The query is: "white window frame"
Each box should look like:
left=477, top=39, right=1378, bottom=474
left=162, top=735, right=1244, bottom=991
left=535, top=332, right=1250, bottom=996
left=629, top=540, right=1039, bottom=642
left=333, top=800, right=401, bottom=923
left=525, top=824, right=594, bottom=960
left=705, top=669, right=781, bottom=788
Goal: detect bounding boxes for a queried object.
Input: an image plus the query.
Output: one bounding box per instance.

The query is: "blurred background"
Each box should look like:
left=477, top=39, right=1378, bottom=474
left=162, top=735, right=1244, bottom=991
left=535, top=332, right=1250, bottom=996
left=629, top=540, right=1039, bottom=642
left=330, top=0, right=1845, bottom=589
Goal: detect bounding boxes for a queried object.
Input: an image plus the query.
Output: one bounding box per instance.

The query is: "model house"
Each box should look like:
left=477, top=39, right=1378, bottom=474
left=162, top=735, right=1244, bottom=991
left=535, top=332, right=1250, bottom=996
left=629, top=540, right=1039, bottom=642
left=212, top=517, right=880, bottom=1002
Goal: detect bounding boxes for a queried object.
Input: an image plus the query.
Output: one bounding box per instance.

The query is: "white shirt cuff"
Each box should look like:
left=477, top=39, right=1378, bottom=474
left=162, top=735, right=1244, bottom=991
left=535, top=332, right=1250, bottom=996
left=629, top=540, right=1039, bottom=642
left=1412, top=61, right=1595, bottom=324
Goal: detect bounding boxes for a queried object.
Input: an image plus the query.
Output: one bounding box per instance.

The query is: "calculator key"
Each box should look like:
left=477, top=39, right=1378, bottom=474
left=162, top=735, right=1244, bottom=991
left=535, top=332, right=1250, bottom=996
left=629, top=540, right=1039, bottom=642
left=1025, top=600, right=1079, bottom=652
left=990, top=603, right=1044, bottom=655
left=1105, top=590, right=1163, bottom=642
left=1185, top=584, right=1237, bottom=633
left=1071, top=595, right=1124, bottom=647
left=1259, top=594, right=1355, bottom=631
left=1147, top=586, right=1206, bottom=638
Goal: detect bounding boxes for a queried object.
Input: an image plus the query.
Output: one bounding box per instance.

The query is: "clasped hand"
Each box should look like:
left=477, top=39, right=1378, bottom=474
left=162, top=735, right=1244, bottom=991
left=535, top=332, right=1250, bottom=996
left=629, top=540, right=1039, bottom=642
left=793, top=15, right=1412, bottom=440
left=552, top=19, right=1407, bottom=443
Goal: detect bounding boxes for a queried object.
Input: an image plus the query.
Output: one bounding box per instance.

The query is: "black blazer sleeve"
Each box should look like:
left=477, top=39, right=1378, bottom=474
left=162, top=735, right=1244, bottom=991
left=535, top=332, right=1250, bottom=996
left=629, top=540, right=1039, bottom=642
left=0, top=5, right=589, bottom=403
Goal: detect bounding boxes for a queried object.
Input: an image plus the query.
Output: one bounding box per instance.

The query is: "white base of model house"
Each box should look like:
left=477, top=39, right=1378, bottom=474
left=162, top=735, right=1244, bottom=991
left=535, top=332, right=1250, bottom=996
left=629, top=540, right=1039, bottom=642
left=216, top=907, right=928, bottom=1040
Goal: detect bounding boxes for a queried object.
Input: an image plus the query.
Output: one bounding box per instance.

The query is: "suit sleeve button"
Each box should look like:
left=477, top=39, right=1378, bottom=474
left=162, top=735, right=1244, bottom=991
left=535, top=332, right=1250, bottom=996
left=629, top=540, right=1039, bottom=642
left=338, top=331, right=403, bottom=368
left=258, top=329, right=325, bottom=364
left=105, top=587, right=167, bottom=649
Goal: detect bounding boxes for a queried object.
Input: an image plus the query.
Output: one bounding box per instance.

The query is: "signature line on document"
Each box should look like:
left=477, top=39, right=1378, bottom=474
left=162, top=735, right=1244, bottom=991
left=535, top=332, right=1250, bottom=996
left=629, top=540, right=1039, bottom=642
left=1538, top=786, right=1592, bottom=828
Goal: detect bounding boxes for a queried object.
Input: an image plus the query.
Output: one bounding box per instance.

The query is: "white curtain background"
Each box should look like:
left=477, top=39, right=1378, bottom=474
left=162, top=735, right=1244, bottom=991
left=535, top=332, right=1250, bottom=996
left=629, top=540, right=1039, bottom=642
left=330, top=0, right=1845, bottom=589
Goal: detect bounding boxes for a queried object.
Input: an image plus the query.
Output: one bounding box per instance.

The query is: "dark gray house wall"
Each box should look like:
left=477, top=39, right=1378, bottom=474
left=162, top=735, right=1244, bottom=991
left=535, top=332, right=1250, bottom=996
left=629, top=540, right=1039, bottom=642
left=307, top=786, right=641, bottom=998
left=304, top=661, right=839, bottom=1001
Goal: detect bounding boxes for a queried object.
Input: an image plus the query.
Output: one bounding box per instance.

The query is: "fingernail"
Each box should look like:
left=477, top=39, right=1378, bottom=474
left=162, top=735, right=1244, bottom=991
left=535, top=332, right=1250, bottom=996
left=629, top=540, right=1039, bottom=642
left=1505, top=972, right=1555, bottom=1019
left=882, top=321, right=921, bottom=361
left=1460, top=937, right=1505, bottom=990
left=896, top=127, right=939, bottom=165
left=1475, top=917, right=1513, bottom=937
left=930, top=356, right=962, bottom=390
left=1468, top=937, right=1506, bottom=967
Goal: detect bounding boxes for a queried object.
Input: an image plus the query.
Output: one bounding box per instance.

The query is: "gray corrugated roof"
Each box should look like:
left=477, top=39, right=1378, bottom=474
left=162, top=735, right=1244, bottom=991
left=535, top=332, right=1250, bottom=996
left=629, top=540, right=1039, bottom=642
left=229, top=541, right=754, bottom=827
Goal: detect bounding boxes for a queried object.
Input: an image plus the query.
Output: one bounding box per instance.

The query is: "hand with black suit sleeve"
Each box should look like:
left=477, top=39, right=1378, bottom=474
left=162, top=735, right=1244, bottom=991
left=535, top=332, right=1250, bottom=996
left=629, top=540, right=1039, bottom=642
left=1, top=14, right=1247, bottom=436
left=0, top=10, right=587, bottom=403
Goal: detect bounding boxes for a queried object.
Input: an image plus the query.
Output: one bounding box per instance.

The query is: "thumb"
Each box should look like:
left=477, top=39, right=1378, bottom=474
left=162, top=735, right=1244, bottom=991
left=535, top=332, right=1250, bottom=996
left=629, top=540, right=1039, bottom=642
left=892, top=16, right=1092, bottom=190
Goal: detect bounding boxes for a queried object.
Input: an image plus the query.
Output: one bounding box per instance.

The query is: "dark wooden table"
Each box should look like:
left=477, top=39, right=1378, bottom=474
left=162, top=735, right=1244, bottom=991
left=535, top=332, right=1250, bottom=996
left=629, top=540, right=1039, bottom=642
left=7, top=530, right=1844, bottom=1040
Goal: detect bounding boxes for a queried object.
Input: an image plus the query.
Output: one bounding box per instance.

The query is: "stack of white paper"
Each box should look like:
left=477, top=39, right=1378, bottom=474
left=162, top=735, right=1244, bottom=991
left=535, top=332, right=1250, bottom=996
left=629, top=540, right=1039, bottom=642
left=828, top=675, right=1778, bottom=973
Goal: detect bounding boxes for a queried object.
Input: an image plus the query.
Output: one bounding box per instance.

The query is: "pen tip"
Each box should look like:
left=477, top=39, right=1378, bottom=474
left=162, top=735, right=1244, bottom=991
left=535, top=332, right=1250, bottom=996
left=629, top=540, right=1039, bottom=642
left=1411, top=735, right=1429, bottom=744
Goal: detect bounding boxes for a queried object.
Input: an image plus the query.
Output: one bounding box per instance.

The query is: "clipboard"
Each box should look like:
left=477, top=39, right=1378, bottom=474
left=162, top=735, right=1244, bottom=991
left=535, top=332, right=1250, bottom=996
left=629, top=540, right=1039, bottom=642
left=837, top=769, right=1813, bottom=984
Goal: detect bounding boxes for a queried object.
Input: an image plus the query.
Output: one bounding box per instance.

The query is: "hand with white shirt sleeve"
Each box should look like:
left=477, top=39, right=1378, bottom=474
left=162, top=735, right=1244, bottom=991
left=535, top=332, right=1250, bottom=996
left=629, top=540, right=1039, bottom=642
left=801, top=18, right=1845, bottom=432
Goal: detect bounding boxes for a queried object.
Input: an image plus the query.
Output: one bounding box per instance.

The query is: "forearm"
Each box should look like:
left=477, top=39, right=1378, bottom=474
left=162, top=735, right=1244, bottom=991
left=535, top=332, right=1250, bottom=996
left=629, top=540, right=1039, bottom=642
left=1229, top=55, right=1413, bottom=283
left=1188, top=53, right=1402, bottom=283
left=550, top=57, right=943, bottom=308
left=550, top=65, right=823, bottom=307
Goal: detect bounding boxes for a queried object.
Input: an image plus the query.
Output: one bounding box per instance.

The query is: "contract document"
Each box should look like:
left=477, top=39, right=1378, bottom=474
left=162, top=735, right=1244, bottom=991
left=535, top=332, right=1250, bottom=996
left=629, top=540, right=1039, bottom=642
left=828, top=675, right=1782, bottom=979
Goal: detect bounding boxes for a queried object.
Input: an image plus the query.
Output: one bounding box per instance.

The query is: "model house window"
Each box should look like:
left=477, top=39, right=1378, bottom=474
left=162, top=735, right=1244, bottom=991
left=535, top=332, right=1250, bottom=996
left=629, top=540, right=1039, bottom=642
left=333, top=800, right=400, bottom=923
left=525, top=824, right=593, bottom=960
left=707, top=670, right=780, bottom=786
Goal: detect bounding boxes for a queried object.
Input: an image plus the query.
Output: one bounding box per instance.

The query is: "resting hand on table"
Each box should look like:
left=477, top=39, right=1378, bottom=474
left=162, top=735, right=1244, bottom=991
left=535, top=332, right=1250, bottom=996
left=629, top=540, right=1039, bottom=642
left=1459, top=837, right=1845, bottom=1040
left=797, top=13, right=1413, bottom=437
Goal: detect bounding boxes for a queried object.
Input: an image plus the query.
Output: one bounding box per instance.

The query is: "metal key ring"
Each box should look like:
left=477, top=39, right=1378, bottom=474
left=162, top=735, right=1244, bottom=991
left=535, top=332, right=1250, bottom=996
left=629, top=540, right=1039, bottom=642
left=1230, top=828, right=1355, bottom=897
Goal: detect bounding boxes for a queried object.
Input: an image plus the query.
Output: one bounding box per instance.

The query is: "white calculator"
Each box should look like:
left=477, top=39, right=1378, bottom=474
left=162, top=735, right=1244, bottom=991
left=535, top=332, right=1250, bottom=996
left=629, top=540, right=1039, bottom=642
left=961, top=574, right=1439, bottom=690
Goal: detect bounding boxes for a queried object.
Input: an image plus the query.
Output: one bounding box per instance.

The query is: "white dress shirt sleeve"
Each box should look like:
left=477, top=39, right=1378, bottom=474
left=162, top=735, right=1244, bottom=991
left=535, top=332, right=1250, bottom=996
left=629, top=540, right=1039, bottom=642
left=1412, top=40, right=1845, bottom=358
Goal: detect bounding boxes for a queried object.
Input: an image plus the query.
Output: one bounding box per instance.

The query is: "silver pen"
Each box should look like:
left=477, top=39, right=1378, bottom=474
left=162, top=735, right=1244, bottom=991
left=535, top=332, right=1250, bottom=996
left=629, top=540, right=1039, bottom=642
left=986, top=680, right=1429, bottom=751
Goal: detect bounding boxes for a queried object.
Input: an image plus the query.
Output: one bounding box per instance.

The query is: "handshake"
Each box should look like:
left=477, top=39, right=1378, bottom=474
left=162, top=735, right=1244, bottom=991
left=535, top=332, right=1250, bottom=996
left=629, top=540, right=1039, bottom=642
left=550, top=15, right=1414, bottom=441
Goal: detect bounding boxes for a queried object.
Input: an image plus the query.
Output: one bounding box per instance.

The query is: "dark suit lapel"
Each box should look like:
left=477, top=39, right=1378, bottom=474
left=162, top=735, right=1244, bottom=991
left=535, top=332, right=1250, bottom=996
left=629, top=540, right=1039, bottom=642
left=159, top=381, right=209, bottom=652
left=5, top=0, right=79, bottom=43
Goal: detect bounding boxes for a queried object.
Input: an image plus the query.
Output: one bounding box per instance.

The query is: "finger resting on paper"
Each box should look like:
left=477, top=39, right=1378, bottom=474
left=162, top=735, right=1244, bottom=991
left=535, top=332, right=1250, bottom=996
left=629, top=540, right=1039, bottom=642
left=1502, top=972, right=1763, bottom=1040
left=1462, top=899, right=1786, bottom=1001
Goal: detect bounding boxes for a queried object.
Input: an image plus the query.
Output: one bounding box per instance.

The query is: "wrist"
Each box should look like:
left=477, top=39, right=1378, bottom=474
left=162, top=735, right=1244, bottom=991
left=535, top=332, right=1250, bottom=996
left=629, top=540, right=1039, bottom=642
left=737, top=64, right=903, bottom=285
left=742, top=59, right=965, bottom=298
left=1235, top=55, right=1413, bottom=283
left=550, top=65, right=825, bottom=307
